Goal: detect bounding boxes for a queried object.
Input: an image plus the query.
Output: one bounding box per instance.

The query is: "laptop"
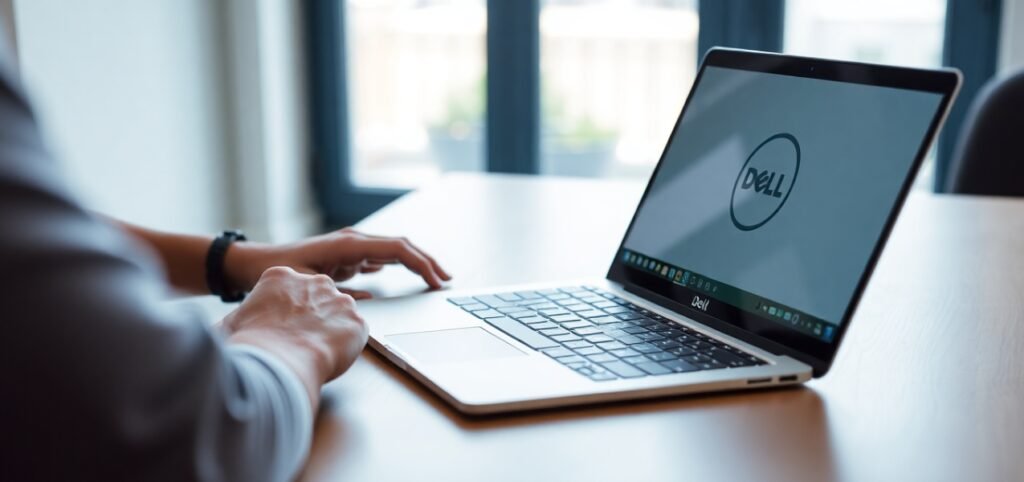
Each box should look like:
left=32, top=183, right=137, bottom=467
left=358, top=48, right=961, bottom=414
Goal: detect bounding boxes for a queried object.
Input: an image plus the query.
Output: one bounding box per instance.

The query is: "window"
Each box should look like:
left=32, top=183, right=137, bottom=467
left=347, top=0, right=486, bottom=189
left=784, top=0, right=946, bottom=68
left=308, top=0, right=1001, bottom=225
left=539, top=0, right=698, bottom=179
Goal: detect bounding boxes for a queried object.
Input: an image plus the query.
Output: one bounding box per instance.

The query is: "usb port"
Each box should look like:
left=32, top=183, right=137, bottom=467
left=747, top=377, right=772, bottom=385
left=779, top=375, right=798, bottom=382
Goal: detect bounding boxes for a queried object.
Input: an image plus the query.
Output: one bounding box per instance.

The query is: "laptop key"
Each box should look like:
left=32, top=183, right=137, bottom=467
left=573, top=327, right=603, bottom=336
left=646, top=351, right=677, bottom=362
left=556, top=355, right=586, bottom=365
left=583, top=334, right=614, bottom=344
left=575, top=346, right=604, bottom=356
left=588, top=371, right=618, bottom=382
left=541, top=347, right=575, bottom=358
left=448, top=297, right=478, bottom=305
left=602, top=306, right=629, bottom=315
left=513, top=290, right=543, bottom=300
left=613, top=334, right=644, bottom=345
left=622, top=325, right=648, bottom=334
left=590, top=316, right=619, bottom=325
left=637, top=332, right=665, bottom=342
left=632, top=343, right=661, bottom=354
left=473, top=310, right=505, bottom=319
left=596, top=341, right=626, bottom=351
left=600, top=361, right=646, bottom=378
left=516, top=315, right=547, bottom=324
left=669, top=346, right=696, bottom=356
left=539, top=328, right=569, bottom=337
left=661, top=359, right=700, bottom=373
left=496, top=293, right=523, bottom=302
left=587, top=353, right=618, bottom=364
left=552, top=333, right=582, bottom=343
left=636, top=361, right=672, bottom=376
left=609, top=348, right=640, bottom=358
left=461, top=303, right=490, bottom=312
left=576, top=310, right=606, bottom=319
left=530, top=321, right=559, bottom=330
left=706, top=347, right=755, bottom=367
left=563, top=340, right=594, bottom=350
left=622, top=355, right=650, bottom=365
left=539, top=308, right=570, bottom=317
left=561, top=320, right=592, bottom=330
left=486, top=317, right=559, bottom=350
left=614, top=312, right=644, bottom=321
left=550, top=314, right=581, bottom=323
left=652, top=339, right=682, bottom=350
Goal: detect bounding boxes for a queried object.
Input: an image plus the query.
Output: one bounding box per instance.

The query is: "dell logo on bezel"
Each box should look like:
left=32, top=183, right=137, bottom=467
left=691, top=295, right=710, bottom=312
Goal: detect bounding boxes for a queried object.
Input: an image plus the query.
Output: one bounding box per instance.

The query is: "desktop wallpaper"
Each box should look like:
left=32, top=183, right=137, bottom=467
left=624, top=66, right=944, bottom=324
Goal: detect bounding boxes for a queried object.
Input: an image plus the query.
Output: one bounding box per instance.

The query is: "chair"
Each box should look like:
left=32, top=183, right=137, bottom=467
left=944, top=69, right=1024, bottom=195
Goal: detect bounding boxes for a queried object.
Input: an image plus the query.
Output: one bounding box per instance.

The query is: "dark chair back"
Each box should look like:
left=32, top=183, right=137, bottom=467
left=945, top=70, right=1024, bottom=195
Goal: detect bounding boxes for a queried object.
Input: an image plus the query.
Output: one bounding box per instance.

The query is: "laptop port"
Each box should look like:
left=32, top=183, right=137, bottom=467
left=747, top=377, right=772, bottom=385
left=779, top=375, right=798, bottom=382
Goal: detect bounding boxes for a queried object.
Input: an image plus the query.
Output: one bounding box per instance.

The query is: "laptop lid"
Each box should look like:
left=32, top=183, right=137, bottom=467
left=606, top=48, right=960, bottom=377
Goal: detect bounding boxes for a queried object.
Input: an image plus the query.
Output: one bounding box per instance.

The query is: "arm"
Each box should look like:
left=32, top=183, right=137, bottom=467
left=114, top=222, right=452, bottom=298
left=0, top=55, right=356, bottom=481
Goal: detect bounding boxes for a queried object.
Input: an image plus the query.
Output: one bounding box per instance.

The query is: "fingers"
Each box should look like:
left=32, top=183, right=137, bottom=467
left=359, top=237, right=445, bottom=289
left=352, top=232, right=452, bottom=282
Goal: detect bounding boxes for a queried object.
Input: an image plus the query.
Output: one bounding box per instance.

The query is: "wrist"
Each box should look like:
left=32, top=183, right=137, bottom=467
left=223, top=241, right=277, bottom=293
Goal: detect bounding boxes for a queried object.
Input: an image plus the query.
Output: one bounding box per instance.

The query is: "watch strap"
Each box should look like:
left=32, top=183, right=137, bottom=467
left=206, top=230, right=247, bottom=302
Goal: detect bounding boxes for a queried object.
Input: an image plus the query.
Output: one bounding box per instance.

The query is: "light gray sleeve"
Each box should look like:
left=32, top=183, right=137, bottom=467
left=0, top=38, right=311, bottom=481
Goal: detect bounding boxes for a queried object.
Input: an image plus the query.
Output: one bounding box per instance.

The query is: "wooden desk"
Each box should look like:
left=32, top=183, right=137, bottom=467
left=294, top=173, right=1024, bottom=481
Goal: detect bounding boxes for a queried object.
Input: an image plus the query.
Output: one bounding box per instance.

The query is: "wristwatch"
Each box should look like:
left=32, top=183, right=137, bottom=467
left=205, top=230, right=247, bottom=302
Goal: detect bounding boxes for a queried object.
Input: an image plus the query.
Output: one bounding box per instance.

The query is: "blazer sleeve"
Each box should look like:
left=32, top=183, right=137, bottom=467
left=0, top=41, right=311, bottom=482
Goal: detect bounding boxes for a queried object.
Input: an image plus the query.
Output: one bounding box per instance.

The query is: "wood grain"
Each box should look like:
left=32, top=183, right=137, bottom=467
left=285, top=173, right=1024, bottom=481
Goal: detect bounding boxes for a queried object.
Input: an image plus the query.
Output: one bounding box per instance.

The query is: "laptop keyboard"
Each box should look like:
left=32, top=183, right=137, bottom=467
left=448, top=286, right=767, bottom=382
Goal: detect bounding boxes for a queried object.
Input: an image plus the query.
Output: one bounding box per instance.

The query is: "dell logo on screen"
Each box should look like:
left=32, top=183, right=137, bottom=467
left=691, top=295, right=710, bottom=312
left=730, top=133, right=801, bottom=231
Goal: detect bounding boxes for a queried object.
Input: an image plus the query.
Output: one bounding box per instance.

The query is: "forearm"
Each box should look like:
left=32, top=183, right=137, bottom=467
left=112, top=221, right=213, bottom=294
left=112, top=220, right=271, bottom=295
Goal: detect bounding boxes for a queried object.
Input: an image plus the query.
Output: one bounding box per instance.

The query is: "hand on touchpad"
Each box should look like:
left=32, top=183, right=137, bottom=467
left=386, top=328, right=527, bottom=364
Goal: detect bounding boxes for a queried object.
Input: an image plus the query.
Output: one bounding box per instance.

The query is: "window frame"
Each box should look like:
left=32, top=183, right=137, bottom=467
left=305, top=0, right=1000, bottom=226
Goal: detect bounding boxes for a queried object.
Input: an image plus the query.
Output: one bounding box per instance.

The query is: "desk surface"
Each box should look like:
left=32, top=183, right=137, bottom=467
left=295, top=173, right=1024, bottom=482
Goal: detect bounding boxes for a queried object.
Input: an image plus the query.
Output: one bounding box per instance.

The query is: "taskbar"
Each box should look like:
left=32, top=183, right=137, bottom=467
left=621, top=249, right=837, bottom=343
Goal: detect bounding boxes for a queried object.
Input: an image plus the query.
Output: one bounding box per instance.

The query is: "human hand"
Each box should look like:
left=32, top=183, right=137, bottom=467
left=225, top=228, right=452, bottom=299
left=223, top=266, right=369, bottom=410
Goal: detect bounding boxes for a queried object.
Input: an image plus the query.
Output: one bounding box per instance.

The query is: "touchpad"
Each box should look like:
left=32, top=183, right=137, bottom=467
left=387, top=327, right=527, bottom=364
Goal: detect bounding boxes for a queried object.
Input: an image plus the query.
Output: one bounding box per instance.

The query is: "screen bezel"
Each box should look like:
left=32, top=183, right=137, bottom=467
left=605, top=48, right=961, bottom=377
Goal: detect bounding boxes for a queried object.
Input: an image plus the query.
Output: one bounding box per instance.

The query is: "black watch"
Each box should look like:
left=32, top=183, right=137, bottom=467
left=205, top=230, right=248, bottom=302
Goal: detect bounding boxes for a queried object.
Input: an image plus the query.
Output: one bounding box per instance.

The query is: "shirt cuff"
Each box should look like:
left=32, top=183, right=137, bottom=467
left=227, top=344, right=314, bottom=474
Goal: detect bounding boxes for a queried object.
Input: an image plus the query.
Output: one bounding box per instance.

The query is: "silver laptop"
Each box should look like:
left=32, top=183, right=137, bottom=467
left=359, top=48, right=961, bottom=414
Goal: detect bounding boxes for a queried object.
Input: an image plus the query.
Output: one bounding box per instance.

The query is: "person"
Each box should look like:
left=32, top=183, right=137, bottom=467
left=0, top=25, right=449, bottom=482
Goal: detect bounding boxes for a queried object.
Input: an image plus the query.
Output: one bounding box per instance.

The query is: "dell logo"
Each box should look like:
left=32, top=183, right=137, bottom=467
left=740, top=168, right=786, bottom=198
left=691, top=295, right=710, bottom=312
left=730, top=133, right=801, bottom=231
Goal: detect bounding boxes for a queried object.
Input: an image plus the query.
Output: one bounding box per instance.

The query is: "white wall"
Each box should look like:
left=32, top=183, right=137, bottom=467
left=8, top=0, right=319, bottom=240
left=13, top=0, right=233, bottom=233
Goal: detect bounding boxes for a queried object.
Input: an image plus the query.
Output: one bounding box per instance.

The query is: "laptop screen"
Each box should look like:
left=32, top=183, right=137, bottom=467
left=608, top=51, right=956, bottom=373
